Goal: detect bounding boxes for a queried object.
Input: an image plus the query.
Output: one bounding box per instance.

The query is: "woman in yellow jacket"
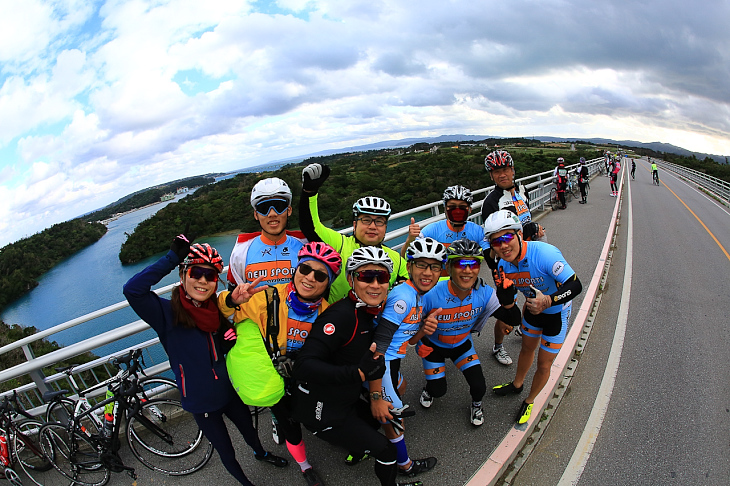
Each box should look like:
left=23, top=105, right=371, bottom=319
left=219, top=242, right=342, bottom=486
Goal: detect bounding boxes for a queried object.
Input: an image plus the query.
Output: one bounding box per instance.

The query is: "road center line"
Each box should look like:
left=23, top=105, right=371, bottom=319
left=557, top=171, right=634, bottom=486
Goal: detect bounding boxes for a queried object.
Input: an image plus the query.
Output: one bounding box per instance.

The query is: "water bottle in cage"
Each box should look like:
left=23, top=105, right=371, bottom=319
left=101, top=388, right=116, bottom=438
left=0, top=434, right=10, bottom=467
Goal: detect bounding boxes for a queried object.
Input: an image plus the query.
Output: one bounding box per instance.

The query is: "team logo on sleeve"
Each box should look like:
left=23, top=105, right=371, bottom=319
left=393, top=300, right=408, bottom=314
left=323, top=323, right=335, bottom=335
left=552, top=261, right=565, bottom=276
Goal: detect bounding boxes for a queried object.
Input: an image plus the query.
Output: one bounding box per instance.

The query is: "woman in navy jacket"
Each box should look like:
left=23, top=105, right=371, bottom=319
left=123, top=235, right=287, bottom=486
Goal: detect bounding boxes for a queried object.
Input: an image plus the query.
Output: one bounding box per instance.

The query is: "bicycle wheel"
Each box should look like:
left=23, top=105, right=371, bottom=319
left=1, top=467, right=23, bottom=486
left=11, top=419, right=72, bottom=486
left=46, top=399, right=101, bottom=437
left=138, top=376, right=180, bottom=402
left=39, top=423, right=110, bottom=486
left=127, top=399, right=212, bottom=476
left=570, top=183, right=580, bottom=200
left=549, top=188, right=559, bottom=211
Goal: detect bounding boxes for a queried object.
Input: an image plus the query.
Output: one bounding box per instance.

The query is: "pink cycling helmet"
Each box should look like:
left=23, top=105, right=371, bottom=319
left=182, top=243, right=224, bottom=273
left=484, top=150, right=514, bottom=172
left=297, top=242, right=342, bottom=281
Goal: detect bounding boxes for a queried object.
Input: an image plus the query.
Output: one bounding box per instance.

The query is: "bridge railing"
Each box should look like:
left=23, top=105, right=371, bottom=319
left=0, top=157, right=604, bottom=412
left=656, top=160, right=730, bottom=202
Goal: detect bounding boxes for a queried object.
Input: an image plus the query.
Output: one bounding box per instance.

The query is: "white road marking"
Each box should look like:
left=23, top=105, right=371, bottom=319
left=557, top=170, right=634, bottom=486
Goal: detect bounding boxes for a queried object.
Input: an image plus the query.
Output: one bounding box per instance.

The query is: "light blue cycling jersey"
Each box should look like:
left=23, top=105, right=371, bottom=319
left=420, top=220, right=489, bottom=250
left=497, top=241, right=575, bottom=315
left=227, top=231, right=307, bottom=288
left=377, top=280, right=423, bottom=362
left=420, top=279, right=500, bottom=349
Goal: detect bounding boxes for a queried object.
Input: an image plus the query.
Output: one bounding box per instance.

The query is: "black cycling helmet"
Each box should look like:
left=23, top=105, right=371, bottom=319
left=446, top=238, right=484, bottom=260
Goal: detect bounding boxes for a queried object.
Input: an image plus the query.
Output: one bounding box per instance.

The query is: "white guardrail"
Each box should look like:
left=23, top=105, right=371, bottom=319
left=657, top=160, right=730, bottom=202
left=0, top=158, right=605, bottom=413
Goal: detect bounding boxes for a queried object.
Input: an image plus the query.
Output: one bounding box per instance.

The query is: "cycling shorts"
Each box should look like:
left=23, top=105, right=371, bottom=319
left=521, top=305, right=571, bottom=354
left=419, top=336, right=480, bottom=380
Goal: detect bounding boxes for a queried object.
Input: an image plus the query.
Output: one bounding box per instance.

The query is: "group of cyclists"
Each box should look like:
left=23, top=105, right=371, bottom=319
left=125, top=149, right=585, bottom=486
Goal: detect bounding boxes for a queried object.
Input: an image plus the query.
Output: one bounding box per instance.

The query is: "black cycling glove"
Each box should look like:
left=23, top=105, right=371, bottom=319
left=358, top=349, right=386, bottom=381
left=302, top=163, right=330, bottom=194
left=493, top=268, right=517, bottom=306
left=522, top=222, right=539, bottom=241
left=170, top=234, right=191, bottom=261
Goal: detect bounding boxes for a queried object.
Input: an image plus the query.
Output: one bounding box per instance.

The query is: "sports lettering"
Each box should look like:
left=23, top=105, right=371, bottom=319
left=553, top=289, right=571, bottom=302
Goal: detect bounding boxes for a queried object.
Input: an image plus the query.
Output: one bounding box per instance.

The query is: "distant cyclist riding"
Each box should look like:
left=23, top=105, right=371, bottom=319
left=651, top=161, right=660, bottom=185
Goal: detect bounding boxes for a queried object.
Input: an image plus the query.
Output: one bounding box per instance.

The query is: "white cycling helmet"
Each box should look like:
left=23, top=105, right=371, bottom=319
left=483, top=210, right=523, bottom=240
left=442, top=185, right=473, bottom=205
left=250, top=177, right=292, bottom=208
left=406, top=237, right=447, bottom=263
left=346, top=246, right=394, bottom=274
left=352, top=196, right=391, bottom=220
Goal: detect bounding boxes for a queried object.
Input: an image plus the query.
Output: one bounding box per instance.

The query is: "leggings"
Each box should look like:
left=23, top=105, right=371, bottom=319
left=579, top=182, right=588, bottom=199
left=192, top=395, right=265, bottom=486
left=307, top=400, right=398, bottom=486
left=270, top=393, right=303, bottom=446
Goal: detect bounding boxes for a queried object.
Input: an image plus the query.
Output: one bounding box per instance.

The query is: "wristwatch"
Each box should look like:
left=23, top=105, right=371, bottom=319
left=370, top=391, right=381, bottom=401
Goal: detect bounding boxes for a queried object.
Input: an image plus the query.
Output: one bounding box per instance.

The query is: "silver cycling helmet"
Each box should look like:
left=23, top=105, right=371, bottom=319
left=483, top=210, right=523, bottom=240
left=346, top=246, right=394, bottom=274
left=352, top=196, right=392, bottom=220
left=406, top=237, right=447, bottom=263
left=442, top=185, right=473, bottom=205
left=250, top=177, right=292, bottom=208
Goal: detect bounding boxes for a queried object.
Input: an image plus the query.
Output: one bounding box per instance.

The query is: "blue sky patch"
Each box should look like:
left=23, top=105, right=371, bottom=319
left=173, top=69, right=234, bottom=96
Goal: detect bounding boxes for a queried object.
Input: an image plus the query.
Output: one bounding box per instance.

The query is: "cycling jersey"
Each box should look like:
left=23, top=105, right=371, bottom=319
left=497, top=241, right=575, bottom=316
left=481, top=186, right=532, bottom=227
left=651, top=163, right=658, bottom=172
left=420, top=279, right=501, bottom=349
left=227, top=231, right=307, bottom=289
left=419, top=220, right=489, bottom=250
left=376, top=280, right=423, bottom=361
left=300, top=193, right=409, bottom=303
left=219, top=283, right=329, bottom=356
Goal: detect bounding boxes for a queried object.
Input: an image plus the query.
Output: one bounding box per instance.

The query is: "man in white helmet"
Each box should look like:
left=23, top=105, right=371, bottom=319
left=298, top=163, right=409, bottom=303
left=228, top=177, right=307, bottom=290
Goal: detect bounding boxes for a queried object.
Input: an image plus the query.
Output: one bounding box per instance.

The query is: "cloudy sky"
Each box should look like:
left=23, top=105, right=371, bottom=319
left=1, top=0, right=729, bottom=247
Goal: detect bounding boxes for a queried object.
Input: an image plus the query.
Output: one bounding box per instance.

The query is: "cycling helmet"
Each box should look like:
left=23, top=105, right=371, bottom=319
left=445, top=238, right=484, bottom=260
left=442, top=185, right=473, bottom=205
left=250, top=177, right=292, bottom=208
left=484, top=150, right=514, bottom=172
left=346, top=246, right=394, bottom=274
left=483, top=210, right=523, bottom=240
left=406, top=237, right=447, bottom=263
left=579, top=157, right=586, bottom=164
left=557, top=157, right=565, bottom=164
left=297, top=242, right=342, bottom=279
left=182, top=243, right=224, bottom=272
left=352, top=196, right=391, bottom=220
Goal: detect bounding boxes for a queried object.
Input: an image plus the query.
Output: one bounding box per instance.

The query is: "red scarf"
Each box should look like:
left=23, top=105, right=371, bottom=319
left=179, top=288, right=221, bottom=332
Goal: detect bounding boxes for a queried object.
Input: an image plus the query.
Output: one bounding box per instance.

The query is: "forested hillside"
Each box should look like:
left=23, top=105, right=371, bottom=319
left=119, top=140, right=604, bottom=263
left=0, top=220, right=107, bottom=311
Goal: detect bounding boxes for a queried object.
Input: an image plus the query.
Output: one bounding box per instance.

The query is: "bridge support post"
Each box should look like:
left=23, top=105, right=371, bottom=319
left=22, top=344, right=52, bottom=397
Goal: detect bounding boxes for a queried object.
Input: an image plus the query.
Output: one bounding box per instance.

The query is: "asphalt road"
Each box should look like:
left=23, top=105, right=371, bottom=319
left=511, top=158, right=730, bottom=486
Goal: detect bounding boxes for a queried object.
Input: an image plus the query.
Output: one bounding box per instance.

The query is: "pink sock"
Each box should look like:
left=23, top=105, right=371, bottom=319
left=286, top=440, right=311, bottom=472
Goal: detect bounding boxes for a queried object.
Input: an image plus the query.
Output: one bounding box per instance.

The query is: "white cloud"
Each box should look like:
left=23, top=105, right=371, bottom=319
left=1, top=0, right=730, bottom=247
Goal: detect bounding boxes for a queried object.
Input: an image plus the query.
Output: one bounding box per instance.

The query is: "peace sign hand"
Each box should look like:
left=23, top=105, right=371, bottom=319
left=230, top=275, right=267, bottom=305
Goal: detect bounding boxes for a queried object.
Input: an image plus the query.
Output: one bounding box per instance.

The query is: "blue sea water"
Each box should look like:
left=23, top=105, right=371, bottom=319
left=2, top=196, right=424, bottom=360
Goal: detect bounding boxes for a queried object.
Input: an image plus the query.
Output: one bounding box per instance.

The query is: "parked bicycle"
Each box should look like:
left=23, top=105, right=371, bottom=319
left=0, top=390, right=66, bottom=486
left=566, top=172, right=581, bottom=201
left=39, top=349, right=212, bottom=486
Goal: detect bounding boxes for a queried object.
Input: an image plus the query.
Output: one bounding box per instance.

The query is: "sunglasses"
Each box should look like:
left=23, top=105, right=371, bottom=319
left=299, top=263, right=329, bottom=283
left=490, top=232, right=517, bottom=248
left=354, top=270, right=390, bottom=284
left=412, top=261, right=443, bottom=272
left=453, top=258, right=481, bottom=270
left=255, top=198, right=289, bottom=216
left=187, top=266, right=219, bottom=282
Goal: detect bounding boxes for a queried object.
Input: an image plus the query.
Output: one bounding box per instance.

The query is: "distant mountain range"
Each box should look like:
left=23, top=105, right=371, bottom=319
left=234, top=134, right=727, bottom=174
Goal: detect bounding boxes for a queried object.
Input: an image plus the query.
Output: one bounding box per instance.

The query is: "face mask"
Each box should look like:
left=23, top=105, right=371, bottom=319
left=446, top=207, right=469, bottom=223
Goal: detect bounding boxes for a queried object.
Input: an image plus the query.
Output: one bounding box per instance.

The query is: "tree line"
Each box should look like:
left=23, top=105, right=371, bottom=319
left=0, top=220, right=107, bottom=312
left=118, top=139, right=605, bottom=263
